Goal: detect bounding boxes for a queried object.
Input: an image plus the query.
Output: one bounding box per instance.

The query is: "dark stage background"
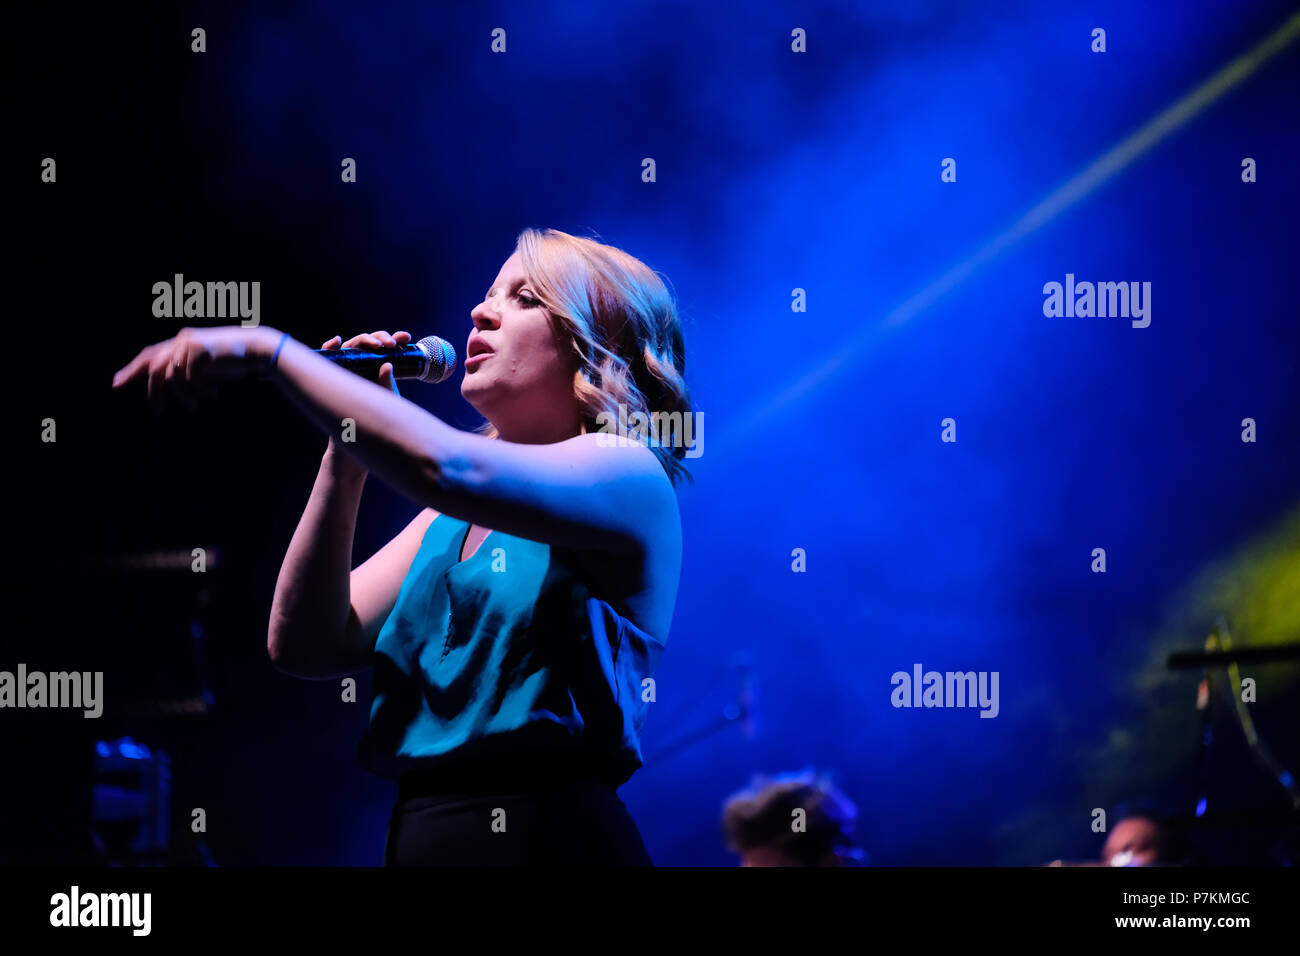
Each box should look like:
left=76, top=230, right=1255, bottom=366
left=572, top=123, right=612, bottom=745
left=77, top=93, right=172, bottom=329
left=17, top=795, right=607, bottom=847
left=9, top=0, right=1299, bottom=866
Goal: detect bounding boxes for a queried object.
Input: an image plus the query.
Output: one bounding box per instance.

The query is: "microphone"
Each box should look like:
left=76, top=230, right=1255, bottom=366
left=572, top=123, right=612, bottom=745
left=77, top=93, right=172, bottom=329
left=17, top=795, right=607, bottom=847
left=314, top=336, right=457, bottom=384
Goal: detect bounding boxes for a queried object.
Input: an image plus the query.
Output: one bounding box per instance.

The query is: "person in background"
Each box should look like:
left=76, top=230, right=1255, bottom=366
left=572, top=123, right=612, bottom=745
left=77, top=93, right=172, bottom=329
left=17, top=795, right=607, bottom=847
left=1047, top=805, right=1187, bottom=867
left=722, top=768, right=864, bottom=866
left=1102, top=811, right=1181, bottom=867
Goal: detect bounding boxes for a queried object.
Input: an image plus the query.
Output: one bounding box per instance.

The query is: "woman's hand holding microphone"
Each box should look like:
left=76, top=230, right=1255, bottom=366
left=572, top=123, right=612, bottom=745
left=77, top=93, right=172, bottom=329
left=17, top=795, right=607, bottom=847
left=317, top=330, right=411, bottom=476
left=319, top=330, right=410, bottom=398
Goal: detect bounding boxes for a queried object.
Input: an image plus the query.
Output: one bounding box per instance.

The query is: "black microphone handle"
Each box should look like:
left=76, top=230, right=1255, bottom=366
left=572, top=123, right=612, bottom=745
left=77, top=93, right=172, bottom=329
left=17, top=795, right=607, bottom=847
left=315, top=346, right=424, bottom=380
left=313, top=339, right=456, bottom=383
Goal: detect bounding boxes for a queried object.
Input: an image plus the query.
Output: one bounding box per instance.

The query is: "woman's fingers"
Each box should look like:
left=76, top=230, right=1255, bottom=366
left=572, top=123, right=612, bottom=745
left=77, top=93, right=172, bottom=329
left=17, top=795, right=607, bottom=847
left=114, top=326, right=272, bottom=413
left=162, top=347, right=195, bottom=410
left=321, top=335, right=342, bottom=350
left=335, top=332, right=404, bottom=394
left=146, top=349, right=171, bottom=401
left=340, top=330, right=407, bottom=350
left=157, top=343, right=191, bottom=410
left=112, top=344, right=160, bottom=389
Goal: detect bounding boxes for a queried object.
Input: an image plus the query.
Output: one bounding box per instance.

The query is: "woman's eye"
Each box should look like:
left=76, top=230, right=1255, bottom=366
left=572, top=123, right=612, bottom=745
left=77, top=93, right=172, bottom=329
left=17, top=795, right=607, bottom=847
left=518, top=293, right=540, bottom=306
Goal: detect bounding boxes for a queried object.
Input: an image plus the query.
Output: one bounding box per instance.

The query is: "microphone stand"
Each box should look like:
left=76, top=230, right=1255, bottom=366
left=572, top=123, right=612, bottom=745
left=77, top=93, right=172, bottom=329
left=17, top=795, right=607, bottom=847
left=1166, top=617, right=1300, bottom=865
left=643, top=660, right=755, bottom=765
left=1167, top=619, right=1300, bottom=809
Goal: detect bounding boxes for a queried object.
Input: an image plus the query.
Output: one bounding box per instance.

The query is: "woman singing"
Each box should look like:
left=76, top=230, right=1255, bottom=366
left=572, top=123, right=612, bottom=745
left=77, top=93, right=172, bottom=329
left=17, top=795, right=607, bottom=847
left=111, top=228, right=692, bottom=865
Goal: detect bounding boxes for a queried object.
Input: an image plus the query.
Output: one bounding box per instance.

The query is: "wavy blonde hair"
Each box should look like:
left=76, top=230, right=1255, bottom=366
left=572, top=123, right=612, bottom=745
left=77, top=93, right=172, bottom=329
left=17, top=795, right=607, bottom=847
left=474, top=228, right=694, bottom=487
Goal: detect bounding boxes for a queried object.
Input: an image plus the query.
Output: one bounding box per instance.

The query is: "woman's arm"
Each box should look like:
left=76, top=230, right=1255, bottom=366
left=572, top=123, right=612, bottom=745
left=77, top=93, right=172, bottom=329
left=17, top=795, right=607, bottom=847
left=267, top=333, right=676, bottom=556
left=111, top=323, right=676, bottom=562
left=268, top=439, right=443, bottom=679
left=266, top=443, right=369, bottom=678
left=268, top=331, right=446, bottom=679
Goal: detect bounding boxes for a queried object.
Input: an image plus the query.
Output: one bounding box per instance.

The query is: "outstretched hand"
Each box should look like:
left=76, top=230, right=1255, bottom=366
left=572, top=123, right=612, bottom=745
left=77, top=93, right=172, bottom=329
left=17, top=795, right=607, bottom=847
left=111, top=325, right=278, bottom=410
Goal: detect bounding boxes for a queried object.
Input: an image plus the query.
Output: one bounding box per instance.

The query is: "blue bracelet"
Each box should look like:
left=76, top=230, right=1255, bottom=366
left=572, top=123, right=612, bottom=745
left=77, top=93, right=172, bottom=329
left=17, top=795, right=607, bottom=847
left=266, top=331, right=291, bottom=375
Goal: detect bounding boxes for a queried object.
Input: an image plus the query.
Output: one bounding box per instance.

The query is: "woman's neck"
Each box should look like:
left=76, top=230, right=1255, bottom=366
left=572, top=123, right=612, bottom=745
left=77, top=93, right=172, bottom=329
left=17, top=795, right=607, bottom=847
left=493, top=416, right=584, bottom=446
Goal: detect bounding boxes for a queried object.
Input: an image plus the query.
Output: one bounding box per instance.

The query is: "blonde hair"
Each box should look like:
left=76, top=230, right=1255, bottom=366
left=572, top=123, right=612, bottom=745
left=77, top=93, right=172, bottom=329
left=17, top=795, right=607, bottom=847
left=474, top=228, right=694, bottom=487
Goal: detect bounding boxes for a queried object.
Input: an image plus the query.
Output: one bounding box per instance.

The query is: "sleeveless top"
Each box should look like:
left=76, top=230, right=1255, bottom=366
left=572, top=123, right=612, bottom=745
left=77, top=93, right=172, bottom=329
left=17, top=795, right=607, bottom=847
left=357, top=513, right=667, bottom=790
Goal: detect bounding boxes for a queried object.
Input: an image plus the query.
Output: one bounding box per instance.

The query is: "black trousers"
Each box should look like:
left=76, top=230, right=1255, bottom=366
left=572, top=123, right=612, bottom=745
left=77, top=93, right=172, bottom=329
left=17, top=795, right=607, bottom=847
left=383, top=763, right=654, bottom=866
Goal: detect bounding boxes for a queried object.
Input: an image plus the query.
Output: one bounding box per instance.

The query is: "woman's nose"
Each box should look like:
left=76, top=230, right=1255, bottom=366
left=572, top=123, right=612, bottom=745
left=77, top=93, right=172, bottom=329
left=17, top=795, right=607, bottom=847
left=471, top=294, right=503, bottom=324
left=470, top=303, right=497, bottom=326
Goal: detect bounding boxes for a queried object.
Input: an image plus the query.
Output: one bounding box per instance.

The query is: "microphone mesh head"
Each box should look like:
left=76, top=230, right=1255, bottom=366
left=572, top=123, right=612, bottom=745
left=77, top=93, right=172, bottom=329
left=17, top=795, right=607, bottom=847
left=415, top=336, right=457, bottom=383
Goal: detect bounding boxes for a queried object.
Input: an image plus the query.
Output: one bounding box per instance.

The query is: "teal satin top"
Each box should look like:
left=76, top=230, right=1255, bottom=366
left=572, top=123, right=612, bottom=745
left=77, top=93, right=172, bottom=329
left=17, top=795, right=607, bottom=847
left=358, top=513, right=666, bottom=789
